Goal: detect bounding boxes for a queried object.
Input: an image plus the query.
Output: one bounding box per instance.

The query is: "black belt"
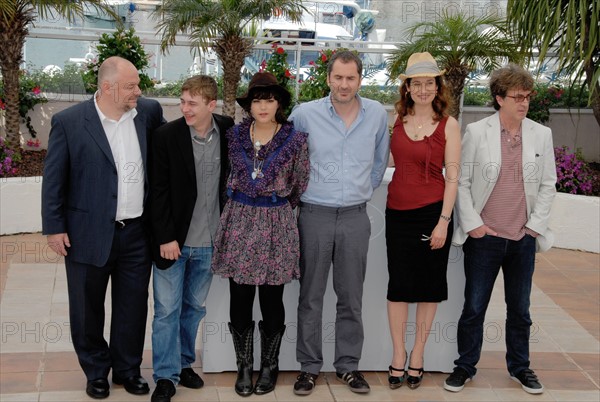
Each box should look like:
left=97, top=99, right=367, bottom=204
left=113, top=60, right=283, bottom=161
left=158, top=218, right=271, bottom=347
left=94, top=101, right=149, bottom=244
left=115, top=217, right=142, bottom=228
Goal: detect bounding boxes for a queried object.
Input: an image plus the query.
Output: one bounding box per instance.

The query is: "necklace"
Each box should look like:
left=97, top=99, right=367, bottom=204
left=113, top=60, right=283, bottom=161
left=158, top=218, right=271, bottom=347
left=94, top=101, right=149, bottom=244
left=192, top=132, right=213, bottom=145
left=412, top=115, right=428, bottom=140
left=500, top=119, right=522, bottom=146
left=250, top=121, right=278, bottom=180
left=415, top=117, right=424, bottom=129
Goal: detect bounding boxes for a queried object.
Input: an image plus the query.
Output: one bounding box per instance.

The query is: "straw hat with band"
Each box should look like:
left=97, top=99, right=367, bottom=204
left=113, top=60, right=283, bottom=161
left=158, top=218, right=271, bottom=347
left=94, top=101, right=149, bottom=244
left=399, top=52, right=446, bottom=81
left=236, top=72, right=291, bottom=110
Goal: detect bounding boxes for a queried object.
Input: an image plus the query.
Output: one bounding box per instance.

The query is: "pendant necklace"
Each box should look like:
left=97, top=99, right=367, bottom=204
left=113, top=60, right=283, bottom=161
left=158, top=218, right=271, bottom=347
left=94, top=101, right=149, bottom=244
left=250, top=121, right=278, bottom=180
left=413, top=115, right=425, bottom=140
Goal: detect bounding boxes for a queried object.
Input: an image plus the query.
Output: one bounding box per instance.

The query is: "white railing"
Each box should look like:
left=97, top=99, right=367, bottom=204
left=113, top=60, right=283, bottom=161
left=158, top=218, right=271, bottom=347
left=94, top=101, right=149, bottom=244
left=25, top=25, right=397, bottom=85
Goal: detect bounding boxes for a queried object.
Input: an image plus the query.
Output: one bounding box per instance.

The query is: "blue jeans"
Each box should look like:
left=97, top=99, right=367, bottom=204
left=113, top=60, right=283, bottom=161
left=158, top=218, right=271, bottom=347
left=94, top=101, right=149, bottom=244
left=152, top=246, right=213, bottom=383
left=455, top=234, right=536, bottom=378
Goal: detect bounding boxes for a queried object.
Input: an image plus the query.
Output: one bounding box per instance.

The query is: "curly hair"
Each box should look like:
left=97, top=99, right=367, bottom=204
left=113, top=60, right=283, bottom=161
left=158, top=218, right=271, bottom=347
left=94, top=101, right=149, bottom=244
left=394, top=76, right=451, bottom=121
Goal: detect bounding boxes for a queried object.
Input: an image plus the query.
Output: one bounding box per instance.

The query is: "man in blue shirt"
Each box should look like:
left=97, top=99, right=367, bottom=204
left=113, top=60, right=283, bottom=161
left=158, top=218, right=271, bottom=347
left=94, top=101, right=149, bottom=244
left=289, top=50, right=390, bottom=395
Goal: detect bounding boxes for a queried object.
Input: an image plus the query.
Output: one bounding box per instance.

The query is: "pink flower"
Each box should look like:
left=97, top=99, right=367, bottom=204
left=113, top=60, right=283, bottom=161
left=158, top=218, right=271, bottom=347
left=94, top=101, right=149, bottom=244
left=26, top=138, right=40, bottom=148
left=32, top=86, right=41, bottom=95
left=0, top=99, right=5, bottom=110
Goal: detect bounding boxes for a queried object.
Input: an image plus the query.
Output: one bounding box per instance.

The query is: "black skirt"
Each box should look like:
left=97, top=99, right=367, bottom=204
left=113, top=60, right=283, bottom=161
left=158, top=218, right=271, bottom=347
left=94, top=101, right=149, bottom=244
left=385, top=201, right=453, bottom=302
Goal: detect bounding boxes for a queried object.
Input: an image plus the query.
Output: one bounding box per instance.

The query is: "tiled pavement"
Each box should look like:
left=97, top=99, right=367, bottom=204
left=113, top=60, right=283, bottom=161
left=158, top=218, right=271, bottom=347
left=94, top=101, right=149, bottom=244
left=1, top=233, right=598, bottom=402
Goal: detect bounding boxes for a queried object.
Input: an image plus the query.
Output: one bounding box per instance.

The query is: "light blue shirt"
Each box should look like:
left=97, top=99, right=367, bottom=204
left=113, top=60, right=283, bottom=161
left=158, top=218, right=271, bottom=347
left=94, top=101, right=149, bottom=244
left=289, top=95, right=390, bottom=207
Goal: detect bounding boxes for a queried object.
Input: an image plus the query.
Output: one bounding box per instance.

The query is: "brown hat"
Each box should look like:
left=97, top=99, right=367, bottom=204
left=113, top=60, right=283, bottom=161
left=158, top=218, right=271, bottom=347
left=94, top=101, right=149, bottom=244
left=399, top=52, right=446, bottom=81
left=236, top=72, right=291, bottom=109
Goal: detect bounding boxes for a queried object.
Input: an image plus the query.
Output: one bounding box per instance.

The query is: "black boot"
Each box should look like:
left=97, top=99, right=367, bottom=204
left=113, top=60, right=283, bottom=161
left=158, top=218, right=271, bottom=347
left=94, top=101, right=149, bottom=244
left=254, top=321, right=285, bottom=395
left=229, top=322, right=254, bottom=397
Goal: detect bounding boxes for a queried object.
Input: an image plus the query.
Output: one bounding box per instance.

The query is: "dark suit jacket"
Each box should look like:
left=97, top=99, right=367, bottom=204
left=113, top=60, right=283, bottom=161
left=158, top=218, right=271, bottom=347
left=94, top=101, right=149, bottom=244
left=42, top=97, right=165, bottom=266
left=149, top=114, right=234, bottom=269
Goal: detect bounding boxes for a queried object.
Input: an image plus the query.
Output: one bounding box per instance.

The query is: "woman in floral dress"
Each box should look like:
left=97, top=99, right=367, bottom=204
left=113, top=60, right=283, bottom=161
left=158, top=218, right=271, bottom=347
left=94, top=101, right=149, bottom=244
left=212, top=72, right=309, bottom=396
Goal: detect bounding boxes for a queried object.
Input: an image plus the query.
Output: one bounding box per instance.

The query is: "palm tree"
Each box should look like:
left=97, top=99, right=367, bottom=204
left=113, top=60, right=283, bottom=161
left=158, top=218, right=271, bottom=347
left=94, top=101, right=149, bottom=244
left=0, top=1, right=118, bottom=151
left=387, top=11, right=524, bottom=120
left=507, top=0, right=600, bottom=126
left=155, top=0, right=305, bottom=118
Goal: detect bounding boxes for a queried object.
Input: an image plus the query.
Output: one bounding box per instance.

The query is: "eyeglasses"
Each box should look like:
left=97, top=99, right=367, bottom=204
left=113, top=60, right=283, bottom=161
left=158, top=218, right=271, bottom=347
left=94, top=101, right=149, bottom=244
left=409, top=81, right=436, bottom=91
left=505, top=93, right=534, bottom=103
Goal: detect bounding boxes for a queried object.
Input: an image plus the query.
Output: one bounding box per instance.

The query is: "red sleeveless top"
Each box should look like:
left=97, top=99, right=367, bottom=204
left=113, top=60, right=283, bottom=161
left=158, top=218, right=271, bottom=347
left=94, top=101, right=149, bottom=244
left=387, top=116, right=448, bottom=210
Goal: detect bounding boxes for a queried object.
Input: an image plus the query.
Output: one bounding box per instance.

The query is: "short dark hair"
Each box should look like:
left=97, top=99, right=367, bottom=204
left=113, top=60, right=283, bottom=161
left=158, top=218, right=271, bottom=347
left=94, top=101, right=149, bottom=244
left=327, top=50, right=362, bottom=77
left=242, top=88, right=288, bottom=124
left=489, top=63, right=534, bottom=110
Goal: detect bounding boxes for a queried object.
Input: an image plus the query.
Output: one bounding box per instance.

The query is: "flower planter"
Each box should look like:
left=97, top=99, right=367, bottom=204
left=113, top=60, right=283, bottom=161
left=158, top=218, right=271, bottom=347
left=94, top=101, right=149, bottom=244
left=0, top=176, right=43, bottom=235
left=548, top=192, right=600, bottom=253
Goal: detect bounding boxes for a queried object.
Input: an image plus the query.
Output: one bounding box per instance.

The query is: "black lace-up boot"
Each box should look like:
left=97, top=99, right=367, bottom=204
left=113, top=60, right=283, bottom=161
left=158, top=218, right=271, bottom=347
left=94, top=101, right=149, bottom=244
left=229, top=321, right=255, bottom=396
left=254, top=321, right=285, bottom=395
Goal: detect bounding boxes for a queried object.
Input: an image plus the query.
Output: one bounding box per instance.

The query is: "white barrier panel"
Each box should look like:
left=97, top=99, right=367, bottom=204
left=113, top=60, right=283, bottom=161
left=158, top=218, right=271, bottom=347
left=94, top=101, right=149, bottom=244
left=203, top=169, right=465, bottom=372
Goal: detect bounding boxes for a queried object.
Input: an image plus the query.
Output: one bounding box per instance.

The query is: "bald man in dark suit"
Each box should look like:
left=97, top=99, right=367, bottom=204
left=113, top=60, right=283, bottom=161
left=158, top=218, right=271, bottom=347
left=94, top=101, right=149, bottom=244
left=42, top=56, right=165, bottom=399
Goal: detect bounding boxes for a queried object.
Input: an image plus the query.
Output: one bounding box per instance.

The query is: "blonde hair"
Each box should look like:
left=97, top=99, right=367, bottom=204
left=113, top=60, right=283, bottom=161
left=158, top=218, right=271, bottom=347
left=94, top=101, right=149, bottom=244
left=181, top=75, right=218, bottom=103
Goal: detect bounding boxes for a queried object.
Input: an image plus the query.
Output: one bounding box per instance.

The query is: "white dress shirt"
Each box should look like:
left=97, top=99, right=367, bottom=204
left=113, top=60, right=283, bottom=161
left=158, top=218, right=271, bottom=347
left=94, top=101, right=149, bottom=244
left=94, top=94, right=144, bottom=220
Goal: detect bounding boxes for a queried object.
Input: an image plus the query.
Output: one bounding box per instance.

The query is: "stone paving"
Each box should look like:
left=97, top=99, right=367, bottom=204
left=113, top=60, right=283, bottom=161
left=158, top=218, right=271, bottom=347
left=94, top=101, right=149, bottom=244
left=1, top=233, right=598, bottom=401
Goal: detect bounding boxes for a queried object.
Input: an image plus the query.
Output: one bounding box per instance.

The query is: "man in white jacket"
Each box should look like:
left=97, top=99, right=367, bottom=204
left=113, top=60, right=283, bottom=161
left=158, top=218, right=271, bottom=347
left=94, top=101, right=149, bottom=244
left=445, top=63, right=556, bottom=395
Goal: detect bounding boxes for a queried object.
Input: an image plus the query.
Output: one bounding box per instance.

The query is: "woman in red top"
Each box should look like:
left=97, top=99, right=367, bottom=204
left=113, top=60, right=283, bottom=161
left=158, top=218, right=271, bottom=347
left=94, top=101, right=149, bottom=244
left=386, top=52, right=461, bottom=390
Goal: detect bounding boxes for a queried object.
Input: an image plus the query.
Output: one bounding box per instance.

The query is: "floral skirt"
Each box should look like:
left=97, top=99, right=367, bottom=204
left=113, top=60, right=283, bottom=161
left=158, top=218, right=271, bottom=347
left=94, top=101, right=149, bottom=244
left=212, top=199, right=300, bottom=285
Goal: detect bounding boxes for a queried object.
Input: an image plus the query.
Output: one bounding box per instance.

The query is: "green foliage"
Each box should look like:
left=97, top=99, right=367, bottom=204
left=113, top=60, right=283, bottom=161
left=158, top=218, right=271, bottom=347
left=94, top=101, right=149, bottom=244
left=462, top=83, right=591, bottom=121
left=507, top=0, right=599, bottom=114
left=144, top=79, right=186, bottom=98
left=82, top=28, right=154, bottom=93
left=28, top=64, right=87, bottom=96
left=154, top=0, right=305, bottom=118
left=144, top=76, right=248, bottom=99
left=463, top=87, right=491, bottom=106
left=0, top=72, right=48, bottom=138
left=359, top=85, right=398, bottom=105
left=263, top=43, right=292, bottom=91
left=261, top=43, right=295, bottom=113
left=527, top=83, right=591, bottom=124
left=297, top=49, right=335, bottom=102
left=386, top=11, right=524, bottom=119
left=527, top=85, right=561, bottom=124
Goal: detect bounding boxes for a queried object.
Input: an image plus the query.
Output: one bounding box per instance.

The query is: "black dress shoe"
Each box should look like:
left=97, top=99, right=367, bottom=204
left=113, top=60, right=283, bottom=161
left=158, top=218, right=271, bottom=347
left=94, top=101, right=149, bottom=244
left=179, top=367, right=204, bottom=389
left=113, top=374, right=150, bottom=395
left=151, top=379, right=176, bottom=402
left=86, top=378, right=109, bottom=399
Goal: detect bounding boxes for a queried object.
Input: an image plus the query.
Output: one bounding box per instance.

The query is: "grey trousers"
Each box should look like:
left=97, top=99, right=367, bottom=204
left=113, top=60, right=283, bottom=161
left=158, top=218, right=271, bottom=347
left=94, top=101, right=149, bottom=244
left=296, top=202, right=371, bottom=374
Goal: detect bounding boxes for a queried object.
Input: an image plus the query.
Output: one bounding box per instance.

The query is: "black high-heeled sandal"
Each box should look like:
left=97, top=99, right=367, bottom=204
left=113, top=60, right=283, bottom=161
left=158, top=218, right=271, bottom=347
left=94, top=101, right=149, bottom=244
left=388, top=351, right=407, bottom=389
left=388, top=365, right=406, bottom=389
left=406, top=353, right=424, bottom=390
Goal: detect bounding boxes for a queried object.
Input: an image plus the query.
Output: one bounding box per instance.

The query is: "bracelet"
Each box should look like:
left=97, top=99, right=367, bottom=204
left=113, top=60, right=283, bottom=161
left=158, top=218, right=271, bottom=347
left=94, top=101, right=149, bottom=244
left=440, top=214, right=451, bottom=222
